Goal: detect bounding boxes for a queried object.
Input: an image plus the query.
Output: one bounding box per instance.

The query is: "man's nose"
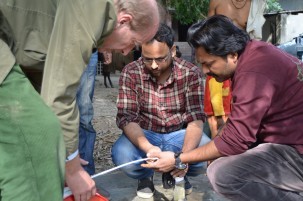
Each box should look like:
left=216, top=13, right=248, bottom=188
left=202, top=66, right=209, bottom=74
left=151, top=59, right=158, bottom=69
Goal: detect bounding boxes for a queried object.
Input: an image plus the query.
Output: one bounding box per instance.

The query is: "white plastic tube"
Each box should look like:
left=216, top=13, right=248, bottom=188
left=91, top=157, right=158, bottom=178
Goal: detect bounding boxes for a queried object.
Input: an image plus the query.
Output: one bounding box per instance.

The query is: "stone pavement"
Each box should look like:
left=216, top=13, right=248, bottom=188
left=93, top=170, right=227, bottom=201
left=93, top=73, right=228, bottom=201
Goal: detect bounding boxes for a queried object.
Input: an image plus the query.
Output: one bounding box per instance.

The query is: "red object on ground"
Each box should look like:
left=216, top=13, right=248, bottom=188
left=64, top=186, right=108, bottom=201
left=64, top=193, right=108, bottom=201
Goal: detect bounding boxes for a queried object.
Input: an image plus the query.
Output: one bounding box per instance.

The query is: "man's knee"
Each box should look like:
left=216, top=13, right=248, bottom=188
left=111, top=139, right=124, bottom=165
left=207, top=157, right=239, bottom=194
left=111, top=135, right=135, bottom=165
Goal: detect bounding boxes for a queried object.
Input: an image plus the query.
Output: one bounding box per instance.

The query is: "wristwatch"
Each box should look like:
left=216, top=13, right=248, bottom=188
left=174, top=151, right=187, bottom=170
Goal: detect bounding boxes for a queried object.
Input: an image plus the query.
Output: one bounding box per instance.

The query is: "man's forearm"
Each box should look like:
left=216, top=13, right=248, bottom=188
left=66, top=154, right=82, bottom=174
left=180, top=140, right=222, bottom=164
left=123, top=122, right=154, bottom=153
left=182, top=120, right=203, bottom=152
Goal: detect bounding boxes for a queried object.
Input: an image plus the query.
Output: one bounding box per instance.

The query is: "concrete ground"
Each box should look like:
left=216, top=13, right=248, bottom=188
left=93, top=73, right=228, bottom=201
left=93, top=170, right=227, bottom=201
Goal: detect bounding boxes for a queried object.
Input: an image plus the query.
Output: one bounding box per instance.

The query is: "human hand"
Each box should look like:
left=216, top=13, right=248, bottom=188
left=141, top=151, right=175, bottom=172
left=144, top=146, right=161, bottom=164
left=170, top=165, right=188, bottom=178
left=146, top=146, right=161, bottom=156
left=80, top=158, right=89, bottom=166
left=216, top=116, right=225, bottom=130
left=65, top=155, right=96, bottom=201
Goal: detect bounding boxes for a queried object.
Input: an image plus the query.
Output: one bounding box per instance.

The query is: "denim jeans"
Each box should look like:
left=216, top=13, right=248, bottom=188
left=111, top=129, right=211, bottom=180
left=207, top=143, right=303, bottom=201
left=77, top=51, right=98, bottom=175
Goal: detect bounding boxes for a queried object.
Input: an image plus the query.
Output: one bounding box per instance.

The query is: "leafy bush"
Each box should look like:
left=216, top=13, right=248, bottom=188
left=161, top=0, right=283, bottom=25
left=265, top=0, right=283, bottom=13
left=160, top=0, right=209, bottom=25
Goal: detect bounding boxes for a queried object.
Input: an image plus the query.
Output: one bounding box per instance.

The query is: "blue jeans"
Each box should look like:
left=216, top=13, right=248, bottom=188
left=111, top=129, right=211, bottom=180
left=77, top=51, right=98, bottom=175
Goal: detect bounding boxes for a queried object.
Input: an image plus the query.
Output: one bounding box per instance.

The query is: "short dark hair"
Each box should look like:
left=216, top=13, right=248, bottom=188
left=146, top=23, right=174, bottom=48
left=187, top=15, right=250, bottom=57
left=175, top=45, right=182, bottom=58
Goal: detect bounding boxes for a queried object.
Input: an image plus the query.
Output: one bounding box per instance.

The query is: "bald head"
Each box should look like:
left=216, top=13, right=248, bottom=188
left=100, top=0, right=161, bottom=55
left=114, top=0, right=160, bottom=33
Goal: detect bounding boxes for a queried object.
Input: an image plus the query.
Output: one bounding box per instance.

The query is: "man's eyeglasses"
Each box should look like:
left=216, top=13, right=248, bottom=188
left=142, top=54, right=170, bottom=65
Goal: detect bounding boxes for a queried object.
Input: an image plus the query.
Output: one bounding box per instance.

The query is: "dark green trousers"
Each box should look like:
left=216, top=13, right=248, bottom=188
left=0, top=65, right=65, bottom=201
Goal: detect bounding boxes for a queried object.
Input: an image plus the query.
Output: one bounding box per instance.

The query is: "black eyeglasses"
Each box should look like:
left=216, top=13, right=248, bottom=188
left=142, top=53, right=170, bottom=65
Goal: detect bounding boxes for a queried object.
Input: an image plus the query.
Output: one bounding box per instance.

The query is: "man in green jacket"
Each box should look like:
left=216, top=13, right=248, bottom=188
left=0, top=0, right=160, bottom=200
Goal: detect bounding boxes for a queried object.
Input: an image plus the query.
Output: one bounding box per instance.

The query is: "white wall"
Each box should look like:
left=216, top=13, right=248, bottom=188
left=280, top=13, right=303, bottom=43
left=262, top=12, right=303, bottom=44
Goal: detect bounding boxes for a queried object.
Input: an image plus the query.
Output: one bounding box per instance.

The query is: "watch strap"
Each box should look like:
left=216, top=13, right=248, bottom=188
left=174, top=151, right=183, bottom=166
left=174, top=151, right=183, bottom=159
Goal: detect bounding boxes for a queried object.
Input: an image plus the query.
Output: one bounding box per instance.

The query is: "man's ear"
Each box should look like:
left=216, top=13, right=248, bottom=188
left=116, top=12, right=133, bottom=28
left=171, top=45, right=176, bottom=57
left=229, top=52, right=238, bottom=64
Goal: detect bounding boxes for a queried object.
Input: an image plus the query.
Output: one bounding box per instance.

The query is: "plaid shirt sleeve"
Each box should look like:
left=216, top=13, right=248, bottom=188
left=116, top=62, right=141, bottom=129
left=182, top=65, right=206, bottom=123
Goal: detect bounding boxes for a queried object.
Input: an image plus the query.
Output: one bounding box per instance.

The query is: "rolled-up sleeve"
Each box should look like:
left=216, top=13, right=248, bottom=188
left=214, top=72, right=275, bottom=156
left=183, top=69, right=206, bottom=123
left=116, top=67, right=141, bottom=129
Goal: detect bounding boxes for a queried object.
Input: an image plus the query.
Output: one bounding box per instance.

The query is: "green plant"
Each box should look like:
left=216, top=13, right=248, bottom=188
left=161, top=0, right=283, bottom=25
left=160, top=0, right=209, bottom=25
left=265, top=0, right=283, bottom=13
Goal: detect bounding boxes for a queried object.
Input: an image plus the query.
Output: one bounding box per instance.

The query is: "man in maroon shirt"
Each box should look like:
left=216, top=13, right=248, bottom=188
left=142, top=15, right=303, bottom=200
